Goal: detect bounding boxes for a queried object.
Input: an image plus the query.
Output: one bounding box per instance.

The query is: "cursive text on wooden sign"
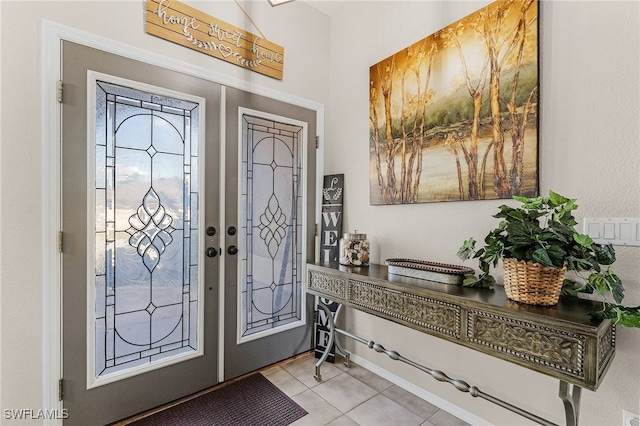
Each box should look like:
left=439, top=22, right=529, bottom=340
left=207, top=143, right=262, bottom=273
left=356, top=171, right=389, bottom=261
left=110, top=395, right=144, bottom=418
left=146, top=0, right=284, bottom=80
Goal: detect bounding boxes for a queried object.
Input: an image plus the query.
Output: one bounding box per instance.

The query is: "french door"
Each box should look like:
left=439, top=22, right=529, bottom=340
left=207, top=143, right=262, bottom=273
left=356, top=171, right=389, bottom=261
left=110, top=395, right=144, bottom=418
left=61, top=41, right=221, bottom=425
left=61, top=41, right=316, bottom=424
left=222, top=88, right=316, bottom=380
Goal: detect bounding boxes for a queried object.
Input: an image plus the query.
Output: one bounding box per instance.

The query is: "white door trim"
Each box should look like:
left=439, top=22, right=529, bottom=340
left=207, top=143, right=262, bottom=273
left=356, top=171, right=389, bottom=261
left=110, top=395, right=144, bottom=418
left=41, top=19, right=325, bottom=425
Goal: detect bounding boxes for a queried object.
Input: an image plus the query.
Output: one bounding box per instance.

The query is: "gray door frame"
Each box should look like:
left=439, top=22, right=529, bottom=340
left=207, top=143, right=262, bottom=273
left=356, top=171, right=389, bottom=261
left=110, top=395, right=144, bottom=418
left=42, top=21, right=324, bottom=425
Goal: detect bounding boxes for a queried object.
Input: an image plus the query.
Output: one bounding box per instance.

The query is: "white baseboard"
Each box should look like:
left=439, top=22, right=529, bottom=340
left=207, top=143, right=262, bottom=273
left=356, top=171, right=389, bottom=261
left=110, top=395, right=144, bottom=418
left=347, top=353, right=492, bottom=426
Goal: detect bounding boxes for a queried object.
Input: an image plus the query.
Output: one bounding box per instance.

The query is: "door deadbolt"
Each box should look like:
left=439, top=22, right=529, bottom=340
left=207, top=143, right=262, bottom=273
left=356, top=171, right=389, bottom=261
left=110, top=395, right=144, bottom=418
left=206, top=226, right=216, bottom=236
left=227, top=226, right=237, bottom=236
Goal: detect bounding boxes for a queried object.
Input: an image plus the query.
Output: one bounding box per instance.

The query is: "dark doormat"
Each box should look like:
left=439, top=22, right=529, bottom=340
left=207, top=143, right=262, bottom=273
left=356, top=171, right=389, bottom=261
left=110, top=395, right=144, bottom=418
left=126, top=373, right=308, bottom=426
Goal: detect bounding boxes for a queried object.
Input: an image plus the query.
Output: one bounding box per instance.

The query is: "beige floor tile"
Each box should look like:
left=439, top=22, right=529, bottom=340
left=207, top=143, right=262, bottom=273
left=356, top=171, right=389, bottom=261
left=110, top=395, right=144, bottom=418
left=344, top=363, right=394, bottom=392
left=329, top=354, right=353, bottom=372
left=264, top=352, right=468, bottom=426
left=427, top=409, right=471, bottom=426
left=382, top=385, right=440, bottom=419
left=345, top=393, right=424, bottom=426
left=283, top=353, right=344, bottom=388
left=290, top=389, right=343, bottom=426
left=325, top=415, right=360, bottom=425
left=261, top=369, right=307, bottom=397
left=312, top=372, right=378, bottom=413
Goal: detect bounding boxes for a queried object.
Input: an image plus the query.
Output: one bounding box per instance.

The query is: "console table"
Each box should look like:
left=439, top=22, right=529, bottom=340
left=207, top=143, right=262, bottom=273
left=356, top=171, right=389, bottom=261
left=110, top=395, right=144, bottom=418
left=306, top=262, right=616, bottom=426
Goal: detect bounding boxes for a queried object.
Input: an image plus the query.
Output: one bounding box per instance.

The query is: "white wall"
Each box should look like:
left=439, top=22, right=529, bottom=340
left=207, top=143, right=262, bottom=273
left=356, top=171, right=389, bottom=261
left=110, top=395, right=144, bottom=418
left=0, top=0, right=329, bottom=423
left=326, top=0, right=640, bottom=425
left=1, top=0, right=639, bottom=425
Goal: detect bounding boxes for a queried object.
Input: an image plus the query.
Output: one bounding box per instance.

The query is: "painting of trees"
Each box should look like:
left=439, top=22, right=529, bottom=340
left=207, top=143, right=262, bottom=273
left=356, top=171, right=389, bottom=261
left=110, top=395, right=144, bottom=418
left=369, top=0, right=538, bottom=205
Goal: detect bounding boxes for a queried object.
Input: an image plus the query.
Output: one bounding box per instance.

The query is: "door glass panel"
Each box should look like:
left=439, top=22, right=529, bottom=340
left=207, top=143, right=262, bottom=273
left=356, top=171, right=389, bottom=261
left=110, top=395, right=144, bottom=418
left=238, top=110, right=306, bottom=343
left=91, top=77, right=203, bottom=386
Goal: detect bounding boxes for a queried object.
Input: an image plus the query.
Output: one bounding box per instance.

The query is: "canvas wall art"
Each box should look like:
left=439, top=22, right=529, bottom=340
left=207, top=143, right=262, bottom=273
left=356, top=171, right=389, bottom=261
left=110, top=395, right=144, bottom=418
left=369, top=0, right=539, bottom=205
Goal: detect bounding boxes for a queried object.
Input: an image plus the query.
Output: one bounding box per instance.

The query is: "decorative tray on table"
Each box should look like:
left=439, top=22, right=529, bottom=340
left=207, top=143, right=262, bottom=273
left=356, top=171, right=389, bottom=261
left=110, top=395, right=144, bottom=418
left=385, top=258, right=475, bottom=285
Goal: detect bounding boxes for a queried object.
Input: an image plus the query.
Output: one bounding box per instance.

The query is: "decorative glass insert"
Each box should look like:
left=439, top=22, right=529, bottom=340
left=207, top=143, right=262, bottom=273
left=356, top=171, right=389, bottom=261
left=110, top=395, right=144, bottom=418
left=239, top=111, right=306, bottom=342
left=92, top=79, right=202, bottom=382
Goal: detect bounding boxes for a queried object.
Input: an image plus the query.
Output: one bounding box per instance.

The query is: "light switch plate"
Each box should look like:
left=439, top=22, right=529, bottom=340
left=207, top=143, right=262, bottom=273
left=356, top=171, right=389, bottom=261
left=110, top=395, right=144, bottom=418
left=582, top=218, right=640, bottom=247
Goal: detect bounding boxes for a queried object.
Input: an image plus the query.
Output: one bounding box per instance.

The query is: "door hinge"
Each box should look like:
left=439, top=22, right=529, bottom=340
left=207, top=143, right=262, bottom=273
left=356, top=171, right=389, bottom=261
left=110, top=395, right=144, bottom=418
left=58, top=231, right=64, bottom=253
left=315, top=135, right=319, bottom=149
left=314, top=224, right=318, bottom=237
left=57, top=80, right=63, bottom=103
left=58, top=378, right=64, bottom=401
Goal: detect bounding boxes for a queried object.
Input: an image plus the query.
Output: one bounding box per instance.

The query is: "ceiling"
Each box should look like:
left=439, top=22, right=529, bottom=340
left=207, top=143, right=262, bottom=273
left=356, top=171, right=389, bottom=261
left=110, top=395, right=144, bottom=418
left=302, top=1, right=343, bottom=16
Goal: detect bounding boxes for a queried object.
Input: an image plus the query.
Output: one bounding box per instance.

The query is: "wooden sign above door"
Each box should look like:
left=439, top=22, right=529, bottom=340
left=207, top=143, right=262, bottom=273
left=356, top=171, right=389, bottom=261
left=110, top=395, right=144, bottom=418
left=145, top=0, right=284, bottom=80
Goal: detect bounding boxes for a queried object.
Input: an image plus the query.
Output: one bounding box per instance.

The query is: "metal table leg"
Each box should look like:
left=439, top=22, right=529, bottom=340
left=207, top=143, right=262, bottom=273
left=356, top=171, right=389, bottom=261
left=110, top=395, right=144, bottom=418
left=314, top=301, right=352, bottom=380
left=559, top=381, right=581, bottom=426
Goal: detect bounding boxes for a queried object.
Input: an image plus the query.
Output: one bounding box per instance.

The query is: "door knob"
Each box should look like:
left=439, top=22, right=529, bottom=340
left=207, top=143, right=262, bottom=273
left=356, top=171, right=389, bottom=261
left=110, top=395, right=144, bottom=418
left=227, top=245, right=238, bottom=255
left=206, top=247, right=218, bottom=257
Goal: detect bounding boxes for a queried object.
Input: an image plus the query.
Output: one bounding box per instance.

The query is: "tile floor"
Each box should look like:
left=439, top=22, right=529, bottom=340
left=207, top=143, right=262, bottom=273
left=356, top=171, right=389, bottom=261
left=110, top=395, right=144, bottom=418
left=261, top=352, right=471, bottom=426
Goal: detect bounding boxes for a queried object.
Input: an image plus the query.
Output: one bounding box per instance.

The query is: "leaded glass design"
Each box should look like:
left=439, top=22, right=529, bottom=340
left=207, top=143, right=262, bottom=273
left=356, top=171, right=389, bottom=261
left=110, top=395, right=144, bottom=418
left=239, top=112, right=305, bottom=341
left=93, top=79, right=201, bottom=381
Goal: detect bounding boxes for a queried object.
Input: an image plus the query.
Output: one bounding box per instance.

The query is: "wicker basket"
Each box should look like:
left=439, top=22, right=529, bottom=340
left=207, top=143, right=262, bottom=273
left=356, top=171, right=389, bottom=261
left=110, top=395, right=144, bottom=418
left=502, top=258, right=566, bottom=306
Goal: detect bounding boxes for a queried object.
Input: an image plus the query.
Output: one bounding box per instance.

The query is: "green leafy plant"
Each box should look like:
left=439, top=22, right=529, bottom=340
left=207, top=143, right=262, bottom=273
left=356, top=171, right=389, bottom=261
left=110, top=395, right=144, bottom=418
left=457, top=190, right=640, bottom=328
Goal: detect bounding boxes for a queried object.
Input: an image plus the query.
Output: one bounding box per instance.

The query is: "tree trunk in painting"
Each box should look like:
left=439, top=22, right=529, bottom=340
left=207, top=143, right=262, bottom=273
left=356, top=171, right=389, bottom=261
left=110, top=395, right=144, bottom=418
left=445, top=134, right=465, bottom=200
left=408, top=42, right=435, bottom=203
left=399, top=68, right=408, bottom=203
left=467, top=92, right=482, bottom=199
left=445, top=24, right=489, bottom=201
left=480, top=140, right=494, bottom=199
left=379, top=60, right=397, bottom=204
left=508, top=0, right=538, bottom=196
left=412, top=122, right=425, bottom=202
left=510, top=86, right=536, bottom=195
left=370, top=82, right=385, bottom=196
left=487, top=0, right=537, bottom=199
left=489, top=55, right=509, bottom=199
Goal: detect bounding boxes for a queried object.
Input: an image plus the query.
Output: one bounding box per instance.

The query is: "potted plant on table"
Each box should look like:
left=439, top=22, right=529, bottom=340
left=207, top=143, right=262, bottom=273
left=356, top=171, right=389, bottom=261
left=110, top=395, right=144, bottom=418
left=457, top=190, right=640, bottom=328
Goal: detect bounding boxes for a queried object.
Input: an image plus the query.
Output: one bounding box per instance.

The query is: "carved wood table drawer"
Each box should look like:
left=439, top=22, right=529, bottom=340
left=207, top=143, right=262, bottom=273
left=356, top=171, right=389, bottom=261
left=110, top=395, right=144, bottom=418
left=307, top=262, right=615, bottom=391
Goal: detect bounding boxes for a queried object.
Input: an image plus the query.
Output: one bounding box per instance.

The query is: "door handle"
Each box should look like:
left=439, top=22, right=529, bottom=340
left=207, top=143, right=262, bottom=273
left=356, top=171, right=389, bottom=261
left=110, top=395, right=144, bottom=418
left=227, top=245, right=238, bottom=255
left=206, top=247, right=218, bottom=257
